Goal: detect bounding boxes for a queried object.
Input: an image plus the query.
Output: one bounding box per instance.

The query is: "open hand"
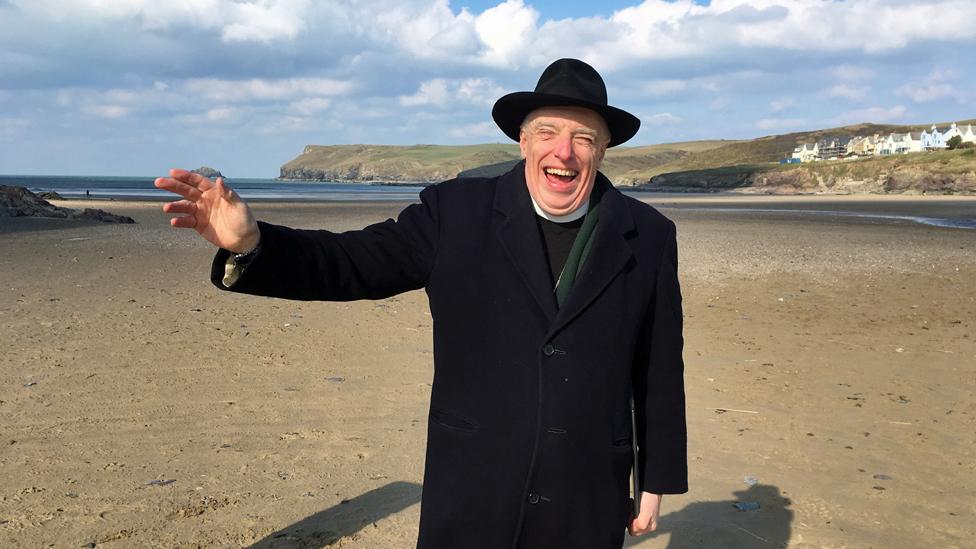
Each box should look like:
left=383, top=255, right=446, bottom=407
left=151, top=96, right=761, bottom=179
left=155, top=168, right=260, bottom=253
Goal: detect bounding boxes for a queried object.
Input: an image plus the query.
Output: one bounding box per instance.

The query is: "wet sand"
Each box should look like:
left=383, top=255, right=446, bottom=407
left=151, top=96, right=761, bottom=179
left=1, top=197, right=974, bottom=548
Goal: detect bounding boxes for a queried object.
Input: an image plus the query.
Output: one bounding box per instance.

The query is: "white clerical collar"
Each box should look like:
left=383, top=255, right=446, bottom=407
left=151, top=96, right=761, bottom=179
left=530, top=196, right=589, bottom=223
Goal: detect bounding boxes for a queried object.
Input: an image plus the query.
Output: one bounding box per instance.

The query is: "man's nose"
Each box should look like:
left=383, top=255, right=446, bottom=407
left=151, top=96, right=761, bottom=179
left=553, top=133, right=574, bottom=161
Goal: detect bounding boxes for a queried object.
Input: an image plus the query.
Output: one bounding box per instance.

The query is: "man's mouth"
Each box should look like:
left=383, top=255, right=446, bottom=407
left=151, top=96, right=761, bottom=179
left=544, top=167, right=578, bottom=185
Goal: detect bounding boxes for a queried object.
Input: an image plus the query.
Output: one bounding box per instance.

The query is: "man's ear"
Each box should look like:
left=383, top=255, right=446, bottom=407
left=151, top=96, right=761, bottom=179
left=518, top=130, right=527, bottom=158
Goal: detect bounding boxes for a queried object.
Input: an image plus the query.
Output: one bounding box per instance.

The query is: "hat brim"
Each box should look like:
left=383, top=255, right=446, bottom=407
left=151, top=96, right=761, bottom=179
left=492, top=91, right=640, bottom=148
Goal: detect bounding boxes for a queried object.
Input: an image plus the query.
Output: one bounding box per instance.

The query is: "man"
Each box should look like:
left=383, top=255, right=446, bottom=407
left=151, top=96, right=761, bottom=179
left=156, top=58, right=686, bottom=548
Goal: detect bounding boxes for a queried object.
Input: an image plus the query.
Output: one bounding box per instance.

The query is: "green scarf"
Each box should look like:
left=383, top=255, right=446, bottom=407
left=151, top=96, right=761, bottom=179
left=553, top=190, right=602, bottom=308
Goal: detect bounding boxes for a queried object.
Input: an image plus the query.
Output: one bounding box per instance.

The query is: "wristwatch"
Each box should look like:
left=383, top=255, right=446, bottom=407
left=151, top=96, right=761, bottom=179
left=232, top=244, right=261, bottom=267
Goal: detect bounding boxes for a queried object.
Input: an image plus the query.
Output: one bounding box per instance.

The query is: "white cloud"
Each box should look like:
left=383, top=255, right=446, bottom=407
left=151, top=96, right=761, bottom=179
left=19, top=0, right=310, bottom=43
left=830, top=65, right=875, bottom=82
left=83, top=104, right=130, bottom=118
left=893, top=67, right=966, bottom=104
left=896, top=83, right=963, bottom=103
left=644, top=113, right=683, bottom=125
left=447, top=121, right=501, bottom=139
left=289, top=97, right=332, bottom=115
left=3, top=0, right=976, bottom=176
left=184, top=77, right=353, bottom=102
left=474, top=0, right=539, bottom=67
left=770, top=98, right=795, bottom=112
left=825, top=84, right=868, bottom=101
left=222, top=0, right=310, bottom=42
left=927, top=68, right=957, bottom=82
left=645, top=79, right=687, bottom=96
left=400, top=79, right=450, bottom=107
left=205, top=107, right=238, bottom=122
left=400, top=78, right=504, bottom=108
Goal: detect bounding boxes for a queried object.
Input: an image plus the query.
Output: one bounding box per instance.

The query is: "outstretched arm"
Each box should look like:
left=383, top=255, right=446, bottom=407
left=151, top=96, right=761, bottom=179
left=154, top=168, right=260, bottom=253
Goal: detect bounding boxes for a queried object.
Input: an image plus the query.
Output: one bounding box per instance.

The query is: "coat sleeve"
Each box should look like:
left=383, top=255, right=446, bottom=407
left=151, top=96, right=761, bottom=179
left=209, top=184, right=440, bottom=301
left=635, top=220, right=688, bottom=494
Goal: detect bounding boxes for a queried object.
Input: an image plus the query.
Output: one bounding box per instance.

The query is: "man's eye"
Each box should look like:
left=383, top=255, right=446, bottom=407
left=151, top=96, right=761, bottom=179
left=537, top=129, right=555, bottom=138
left=575, top=136, right=594, bottom=145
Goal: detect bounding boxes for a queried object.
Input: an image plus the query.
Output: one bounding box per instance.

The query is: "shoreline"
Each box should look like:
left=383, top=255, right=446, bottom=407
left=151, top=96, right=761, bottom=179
left=35, top=195, right=976, bottom=232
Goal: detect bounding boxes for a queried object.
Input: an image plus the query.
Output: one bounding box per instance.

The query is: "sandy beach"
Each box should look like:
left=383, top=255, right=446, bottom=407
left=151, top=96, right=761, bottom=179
left=1, top=196, right=974, bottom=548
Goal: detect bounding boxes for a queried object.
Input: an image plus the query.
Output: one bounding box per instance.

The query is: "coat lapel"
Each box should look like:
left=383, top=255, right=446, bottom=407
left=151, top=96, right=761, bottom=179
left=549, top=176, right=635, bottom=336
left=493, top=162, right=558, bottom=323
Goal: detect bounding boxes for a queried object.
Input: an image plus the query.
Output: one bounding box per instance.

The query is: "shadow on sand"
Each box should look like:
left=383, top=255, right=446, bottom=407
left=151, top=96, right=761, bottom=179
left=247, top=481, right=422, bottom=549
left=625, top=484, right=793, bottom=549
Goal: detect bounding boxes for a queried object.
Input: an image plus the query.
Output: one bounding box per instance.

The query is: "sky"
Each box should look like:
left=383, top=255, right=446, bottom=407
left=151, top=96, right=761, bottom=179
left=1, top=0, right=974, bottom=177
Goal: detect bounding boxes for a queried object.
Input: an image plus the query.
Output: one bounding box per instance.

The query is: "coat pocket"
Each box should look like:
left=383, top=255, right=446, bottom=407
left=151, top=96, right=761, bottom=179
left=429, top=408, right=480, bottom=434
left=611, top=436, right=633, bottom=452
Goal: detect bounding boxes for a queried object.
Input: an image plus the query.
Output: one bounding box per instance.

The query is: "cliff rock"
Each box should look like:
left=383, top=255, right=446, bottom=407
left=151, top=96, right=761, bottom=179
left=0, top=186, right=136, bottom=223
left=192, top=166, right=223, bottom=179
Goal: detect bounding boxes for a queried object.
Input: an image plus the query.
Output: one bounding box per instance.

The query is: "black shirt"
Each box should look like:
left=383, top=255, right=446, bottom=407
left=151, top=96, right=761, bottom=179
left=536, top=215, right=584, bottom=285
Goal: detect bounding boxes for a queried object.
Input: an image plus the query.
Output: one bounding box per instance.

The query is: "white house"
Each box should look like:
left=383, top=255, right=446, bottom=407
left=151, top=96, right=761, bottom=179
left=941, top=122, right=976, bottom=146
left=922, top=125, right=946, bottom=150
left=942, top=122, right=961, bottom=143
left=876, top=134, right=896, bottom=155
left=905, top=132, right=925, bottom=153
left=959, top=124, right=976, bottom=143
left=792, top=142, right=819, bottom=162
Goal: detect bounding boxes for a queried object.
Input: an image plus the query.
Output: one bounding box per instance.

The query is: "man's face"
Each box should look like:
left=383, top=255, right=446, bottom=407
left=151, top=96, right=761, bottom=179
left=519, top=106, right=610, bottom=216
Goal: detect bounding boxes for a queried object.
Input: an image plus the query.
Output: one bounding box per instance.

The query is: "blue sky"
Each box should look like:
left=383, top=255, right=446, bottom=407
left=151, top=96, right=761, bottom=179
left=0, top=0, right=973, bottom=177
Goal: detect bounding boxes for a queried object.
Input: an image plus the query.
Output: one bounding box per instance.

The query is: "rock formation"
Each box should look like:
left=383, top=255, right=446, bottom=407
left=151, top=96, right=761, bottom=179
left=0, top=186, right=136, bottom=223
left=192, top=166, right=223, bottom=179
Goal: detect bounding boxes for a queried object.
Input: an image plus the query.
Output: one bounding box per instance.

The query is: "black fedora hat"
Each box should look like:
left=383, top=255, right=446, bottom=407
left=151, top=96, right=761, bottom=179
left=492, top=58, right=640, bottom=148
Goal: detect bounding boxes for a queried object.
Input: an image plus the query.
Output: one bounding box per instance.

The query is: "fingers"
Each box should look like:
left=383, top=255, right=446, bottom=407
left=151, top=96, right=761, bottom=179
left=168, top=168, right=215, bottom=191
left=162, top=199, right=198, bottom=228
left=155, top=177, right=204, bottom=201
left=628, top=515, right=656, bottom=536
left=627, top=494, right=660, bottom=537
left=162, top=199, right=196, bottom=215
left=169, top=214, right=198, bottom=229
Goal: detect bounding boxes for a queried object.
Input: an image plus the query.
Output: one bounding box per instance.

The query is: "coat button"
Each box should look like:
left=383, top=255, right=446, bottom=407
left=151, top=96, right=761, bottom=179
left=528, top=492, right=540, bottom=504
left=542, top=344, right=555, bottom=356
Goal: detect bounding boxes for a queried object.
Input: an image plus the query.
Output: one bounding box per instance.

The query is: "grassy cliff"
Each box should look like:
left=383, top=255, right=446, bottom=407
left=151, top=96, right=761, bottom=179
left=279, top=119, right=976, bottom=193
left=645, top=149, right=976, bottom=194
left=279, top=140, right=735, bottom=185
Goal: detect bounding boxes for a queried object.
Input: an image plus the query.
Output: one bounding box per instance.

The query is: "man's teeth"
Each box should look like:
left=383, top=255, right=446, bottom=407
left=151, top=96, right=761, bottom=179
left=544, top=168, right=578, bottom=177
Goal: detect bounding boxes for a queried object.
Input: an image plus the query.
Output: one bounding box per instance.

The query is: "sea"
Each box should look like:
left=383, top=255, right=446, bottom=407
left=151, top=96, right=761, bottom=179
left=3, top=174, right=975, bottom=230
left=1, top=174, right=425, bottom=202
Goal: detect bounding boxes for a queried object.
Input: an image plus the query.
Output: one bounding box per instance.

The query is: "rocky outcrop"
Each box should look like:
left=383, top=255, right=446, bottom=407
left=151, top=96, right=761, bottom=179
left=35, top=191, right=64, bottom=200
left=0, top=186, right=136, bottom=223
left=279, top=144, right=523, bottom=184
left=192, top=166, right=223, bottom=179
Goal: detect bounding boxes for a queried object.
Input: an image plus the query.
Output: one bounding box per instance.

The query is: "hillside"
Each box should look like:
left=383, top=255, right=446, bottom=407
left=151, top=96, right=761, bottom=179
left=647, top=119, right=976, bottom=178
left=279, top=119, right=976, bottom=193
left=279, top=144, right=522, bottom=183
left=279, top=140, right=735, bottom=185
left=644, top=148, right=976, bottom=195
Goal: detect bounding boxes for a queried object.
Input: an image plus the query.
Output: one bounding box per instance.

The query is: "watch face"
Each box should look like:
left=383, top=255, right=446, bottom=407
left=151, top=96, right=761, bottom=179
left=233, top=247, right=259, bottom=265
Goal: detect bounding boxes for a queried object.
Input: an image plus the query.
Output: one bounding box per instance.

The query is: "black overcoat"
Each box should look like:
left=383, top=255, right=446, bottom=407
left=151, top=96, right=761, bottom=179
left=211, top=162, right=687, bottom=548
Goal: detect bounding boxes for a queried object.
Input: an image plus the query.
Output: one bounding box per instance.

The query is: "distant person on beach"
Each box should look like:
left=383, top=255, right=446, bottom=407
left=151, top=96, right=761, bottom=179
left=156, top=58, right=687, bottom=548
